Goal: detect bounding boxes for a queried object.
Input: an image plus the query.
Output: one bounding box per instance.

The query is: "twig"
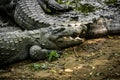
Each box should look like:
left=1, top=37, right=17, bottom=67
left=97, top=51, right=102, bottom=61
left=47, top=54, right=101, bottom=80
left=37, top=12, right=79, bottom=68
left=73, top=47, right=79, bottom=58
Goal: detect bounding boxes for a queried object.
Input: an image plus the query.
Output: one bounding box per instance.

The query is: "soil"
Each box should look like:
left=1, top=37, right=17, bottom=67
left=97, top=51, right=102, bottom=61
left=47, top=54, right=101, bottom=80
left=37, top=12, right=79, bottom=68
left=0, top=36, right=120, bottom=80
left=0, top=2, right=120, bottom=80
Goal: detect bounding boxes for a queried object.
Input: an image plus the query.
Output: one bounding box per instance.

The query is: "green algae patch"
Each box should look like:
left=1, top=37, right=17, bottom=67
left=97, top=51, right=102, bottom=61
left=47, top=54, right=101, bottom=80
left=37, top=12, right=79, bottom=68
left=73, top=3, right=96, bottom=14
left=104, top=0, right=117, bottom=5
left=57, top=0, right=99, bottom=14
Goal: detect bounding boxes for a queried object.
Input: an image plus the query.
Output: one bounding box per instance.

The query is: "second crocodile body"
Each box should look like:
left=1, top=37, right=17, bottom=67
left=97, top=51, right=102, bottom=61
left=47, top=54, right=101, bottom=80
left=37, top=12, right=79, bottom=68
left=0, top=0, right=110, bottom=30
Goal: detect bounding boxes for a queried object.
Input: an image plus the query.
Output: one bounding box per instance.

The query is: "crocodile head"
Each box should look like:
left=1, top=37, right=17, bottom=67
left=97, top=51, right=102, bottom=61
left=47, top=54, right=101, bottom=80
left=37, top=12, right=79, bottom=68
left=34, top=25, right=87, bottom=50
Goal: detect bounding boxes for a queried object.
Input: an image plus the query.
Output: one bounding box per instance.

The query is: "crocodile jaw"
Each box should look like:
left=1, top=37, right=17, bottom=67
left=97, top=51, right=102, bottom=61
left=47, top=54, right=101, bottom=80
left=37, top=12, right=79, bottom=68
left=39, top=25, right=87, bottom=50
left=54, top=36, right=84, bottom=49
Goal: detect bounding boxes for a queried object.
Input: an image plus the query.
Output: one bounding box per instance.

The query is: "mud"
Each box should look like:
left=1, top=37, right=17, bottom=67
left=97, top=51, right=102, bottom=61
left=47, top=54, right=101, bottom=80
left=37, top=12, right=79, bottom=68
left=0, top=36, right=120, bottom=80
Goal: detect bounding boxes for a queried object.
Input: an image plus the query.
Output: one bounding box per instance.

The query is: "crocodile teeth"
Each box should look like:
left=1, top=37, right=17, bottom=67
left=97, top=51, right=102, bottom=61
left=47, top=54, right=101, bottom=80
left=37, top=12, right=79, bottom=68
left=69, top=37, right=74, bottom=40
left=63, top=36, right=73, bottom=40
left=63, top=37, right=68, bottom=39
left=75, top=37, right=81, bottom=40
left=63, top=36, right=83, bottom=40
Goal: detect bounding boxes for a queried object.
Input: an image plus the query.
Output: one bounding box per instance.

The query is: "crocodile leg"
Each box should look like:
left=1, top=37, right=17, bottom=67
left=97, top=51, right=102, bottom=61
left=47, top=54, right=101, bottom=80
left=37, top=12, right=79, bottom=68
left=29, top=45, right=61, bottom=60
left=29, top=45, right=50, bottom=60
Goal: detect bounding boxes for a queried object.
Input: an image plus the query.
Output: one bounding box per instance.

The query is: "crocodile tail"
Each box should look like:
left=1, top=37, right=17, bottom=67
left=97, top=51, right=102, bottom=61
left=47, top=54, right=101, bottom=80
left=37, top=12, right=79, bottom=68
left=14, top=0, right=51, bottom=30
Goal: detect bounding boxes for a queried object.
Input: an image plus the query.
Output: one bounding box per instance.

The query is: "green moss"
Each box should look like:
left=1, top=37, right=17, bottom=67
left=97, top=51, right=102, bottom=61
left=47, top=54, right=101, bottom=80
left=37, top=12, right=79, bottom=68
left=29, top=63, right=42, bottom=71
left=56, top=0, right=98, bottom=14
left=74, top=4, right=96, bottom=14
left=29, top=63, right=48, bottom=71
left=104, top=0, right=117, bottom=5
left=57, top=0, right=66, bottom=4
left=48, top=50, right=60, bottom=61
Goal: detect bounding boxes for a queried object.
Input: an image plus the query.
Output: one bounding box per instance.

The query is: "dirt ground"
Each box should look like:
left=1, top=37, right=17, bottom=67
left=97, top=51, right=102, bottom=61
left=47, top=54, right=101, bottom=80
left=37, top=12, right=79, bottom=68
left=0, top=35, right=120, bottom=80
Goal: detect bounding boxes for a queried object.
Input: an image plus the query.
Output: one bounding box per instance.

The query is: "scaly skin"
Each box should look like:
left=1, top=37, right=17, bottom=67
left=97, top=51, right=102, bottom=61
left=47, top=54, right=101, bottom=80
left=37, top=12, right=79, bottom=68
left=85, top=11, right=120, bottom=38
left=0, top=0, right=73, bottom=30
left=1, top=0, right=111, bottom=30
left=0, top=0, right=117, bottom=31
left=14, top=0, right=80, bottom=30
left=11, top=0, right=120, bottom=30
left=0, top=25, right=86, bottom=66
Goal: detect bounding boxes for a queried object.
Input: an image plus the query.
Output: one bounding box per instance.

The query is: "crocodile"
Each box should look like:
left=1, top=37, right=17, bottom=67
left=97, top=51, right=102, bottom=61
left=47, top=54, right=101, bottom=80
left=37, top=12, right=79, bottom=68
left=0, top=25, right=86, bottom=67
left=0, top=0, right=115, bottom=30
